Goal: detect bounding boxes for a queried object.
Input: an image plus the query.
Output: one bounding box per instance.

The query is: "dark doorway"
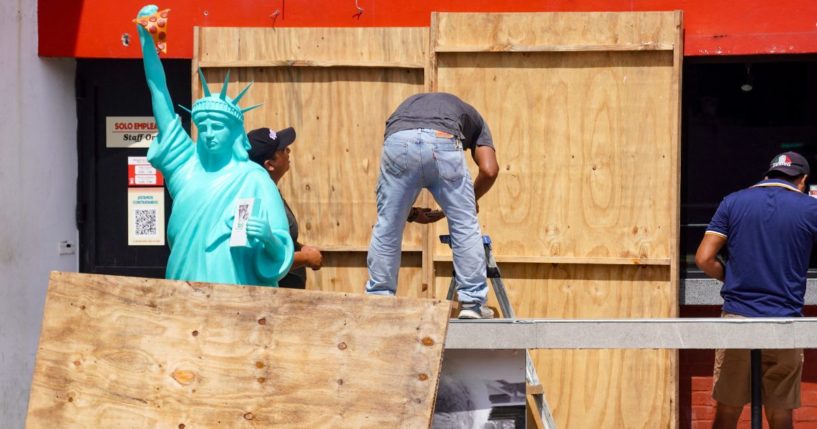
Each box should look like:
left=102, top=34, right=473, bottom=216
left=681, top=55, right=817, bottom=277
left=76, top=59, right=191, bottom=278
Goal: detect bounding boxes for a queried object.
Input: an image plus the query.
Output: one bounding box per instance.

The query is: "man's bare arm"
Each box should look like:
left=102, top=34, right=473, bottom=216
left=695, top=233, right=727, bottom=282
left=472, top=146, right=499, bottom=201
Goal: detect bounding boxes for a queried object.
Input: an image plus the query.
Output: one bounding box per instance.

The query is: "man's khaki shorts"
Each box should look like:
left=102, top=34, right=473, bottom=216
left=712, top=312, right=804, bottom=409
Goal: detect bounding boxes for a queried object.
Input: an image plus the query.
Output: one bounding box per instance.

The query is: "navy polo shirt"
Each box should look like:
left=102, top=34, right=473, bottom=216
left=706, top=179, right=817, bottom=317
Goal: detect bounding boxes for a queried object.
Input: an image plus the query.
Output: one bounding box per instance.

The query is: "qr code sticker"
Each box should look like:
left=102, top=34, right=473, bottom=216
left=135, top=208, right=157, bottom=236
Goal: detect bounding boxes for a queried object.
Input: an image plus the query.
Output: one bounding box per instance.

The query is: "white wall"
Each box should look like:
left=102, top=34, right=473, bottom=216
left=0, top=0, right=78, bottom=427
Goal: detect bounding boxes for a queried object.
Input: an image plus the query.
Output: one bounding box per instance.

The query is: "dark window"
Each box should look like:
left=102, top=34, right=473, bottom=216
left=681, top=55, right=817, bottom=277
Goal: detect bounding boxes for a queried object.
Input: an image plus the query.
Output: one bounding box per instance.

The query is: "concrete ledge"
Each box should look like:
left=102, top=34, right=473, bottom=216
left=445, top=317, right=817, bottom=349
left=681, top=279, right=817, bottom=305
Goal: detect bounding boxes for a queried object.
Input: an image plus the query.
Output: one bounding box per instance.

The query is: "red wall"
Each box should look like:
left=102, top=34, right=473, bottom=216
left=39, top=0, right=817, bottom=58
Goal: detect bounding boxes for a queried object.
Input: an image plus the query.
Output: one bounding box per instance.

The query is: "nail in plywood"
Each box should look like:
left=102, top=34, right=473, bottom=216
left=26, top=272, right=450, bottom=429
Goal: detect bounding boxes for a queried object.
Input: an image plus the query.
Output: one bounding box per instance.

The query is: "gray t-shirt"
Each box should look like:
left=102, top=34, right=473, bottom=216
left=384, top=92, right=494, bottom=151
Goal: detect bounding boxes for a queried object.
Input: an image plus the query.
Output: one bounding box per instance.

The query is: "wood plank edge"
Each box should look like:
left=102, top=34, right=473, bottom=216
left=198, top=60, right=425, bottom=69
left=434, top=43, right=674, bottom=53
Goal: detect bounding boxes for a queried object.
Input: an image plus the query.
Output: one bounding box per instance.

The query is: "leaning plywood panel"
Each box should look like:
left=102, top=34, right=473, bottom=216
left=26, top=272, right=450, bottom=429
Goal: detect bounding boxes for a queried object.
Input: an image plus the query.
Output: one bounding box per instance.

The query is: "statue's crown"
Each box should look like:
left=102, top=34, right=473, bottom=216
left=181, top=69, right=261, bottom=122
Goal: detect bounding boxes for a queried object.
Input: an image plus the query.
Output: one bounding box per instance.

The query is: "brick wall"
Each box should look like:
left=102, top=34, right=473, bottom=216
left=680, top=306, right=817, bottom=428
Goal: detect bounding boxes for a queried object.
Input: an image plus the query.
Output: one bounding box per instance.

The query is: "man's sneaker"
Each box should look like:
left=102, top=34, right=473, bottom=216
left=458, top=303, right=494, bottom=319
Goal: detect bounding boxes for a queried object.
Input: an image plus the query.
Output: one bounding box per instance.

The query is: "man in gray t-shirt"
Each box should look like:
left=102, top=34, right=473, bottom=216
left=365, top=92, right=499, bottom=319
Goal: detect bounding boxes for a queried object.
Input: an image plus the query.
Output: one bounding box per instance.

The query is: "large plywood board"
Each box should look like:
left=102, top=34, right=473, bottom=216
left=430, top=11, right=682, bottom=429
left=26, top=272, right=450, bottom=429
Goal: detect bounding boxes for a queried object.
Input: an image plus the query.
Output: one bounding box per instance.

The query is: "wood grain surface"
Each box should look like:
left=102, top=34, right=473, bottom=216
left=431, top=49, right=676, bottom=261
left=306, top=252, right=424, bottom=298
left=26, top=272, right=450, bottom=429
left=429, top=11, right=682, bottom=428
left=197, top=27, right=426, bottom=68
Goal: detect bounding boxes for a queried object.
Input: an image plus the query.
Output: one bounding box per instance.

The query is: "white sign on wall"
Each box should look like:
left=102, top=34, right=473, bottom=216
left=106, top=116, right=158, bottom=148
left=127, top=187, right=166, bottom=246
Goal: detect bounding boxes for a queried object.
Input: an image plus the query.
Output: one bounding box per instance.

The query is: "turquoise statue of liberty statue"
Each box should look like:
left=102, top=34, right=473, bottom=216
left=135, top=5, right=293, bottom=286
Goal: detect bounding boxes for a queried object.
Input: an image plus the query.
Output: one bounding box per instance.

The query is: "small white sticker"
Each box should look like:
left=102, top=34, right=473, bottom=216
left=229, top=198, right=255, bottom=247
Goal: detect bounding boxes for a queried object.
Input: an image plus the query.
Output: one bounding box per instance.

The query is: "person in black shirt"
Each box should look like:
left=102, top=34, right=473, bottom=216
left=248, top=127, right=323, bottom=289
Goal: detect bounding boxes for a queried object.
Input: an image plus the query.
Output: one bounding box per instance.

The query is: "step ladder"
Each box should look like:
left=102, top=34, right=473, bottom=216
left=441, top=234, right=557, bottom=429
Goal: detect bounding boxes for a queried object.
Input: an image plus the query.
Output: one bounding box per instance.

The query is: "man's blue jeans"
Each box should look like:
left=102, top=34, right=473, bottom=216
left=365, top=129, right=488, bottom=305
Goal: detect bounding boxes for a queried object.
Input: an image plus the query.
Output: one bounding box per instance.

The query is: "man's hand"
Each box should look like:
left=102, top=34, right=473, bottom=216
left=300, top=245, right=323, bottom=270
left=408, top=207, right=445, bottom=224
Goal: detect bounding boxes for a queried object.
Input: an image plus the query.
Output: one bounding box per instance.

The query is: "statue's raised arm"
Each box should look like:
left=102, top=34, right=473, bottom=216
left=136, top=5, right=175, bottom=132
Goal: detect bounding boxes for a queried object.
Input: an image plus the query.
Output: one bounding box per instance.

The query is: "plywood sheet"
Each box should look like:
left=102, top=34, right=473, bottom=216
left=430, top=50, right=676, bottom=260
left=26, top=272, right=450, bottom=429
left=429, top=12, right=682, bottom=428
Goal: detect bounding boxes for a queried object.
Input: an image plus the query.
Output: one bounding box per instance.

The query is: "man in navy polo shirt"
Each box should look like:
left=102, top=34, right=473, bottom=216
left=696, top=151, right=817, bottom=429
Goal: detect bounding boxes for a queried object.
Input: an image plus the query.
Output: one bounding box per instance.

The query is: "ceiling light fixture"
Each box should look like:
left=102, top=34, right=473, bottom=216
left=741, top=63, right=753, bottom=92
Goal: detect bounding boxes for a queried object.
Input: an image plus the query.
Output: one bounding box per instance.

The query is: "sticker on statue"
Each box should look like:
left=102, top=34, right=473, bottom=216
left=133, top=8, right=170, bottom=53
left=229, top=198, right=256, bottom=247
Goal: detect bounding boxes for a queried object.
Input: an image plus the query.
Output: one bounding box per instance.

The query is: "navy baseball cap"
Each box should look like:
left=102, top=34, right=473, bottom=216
left=765, top=151, right=810, bottom=177
left=247, top=127, right=296, bottom=164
